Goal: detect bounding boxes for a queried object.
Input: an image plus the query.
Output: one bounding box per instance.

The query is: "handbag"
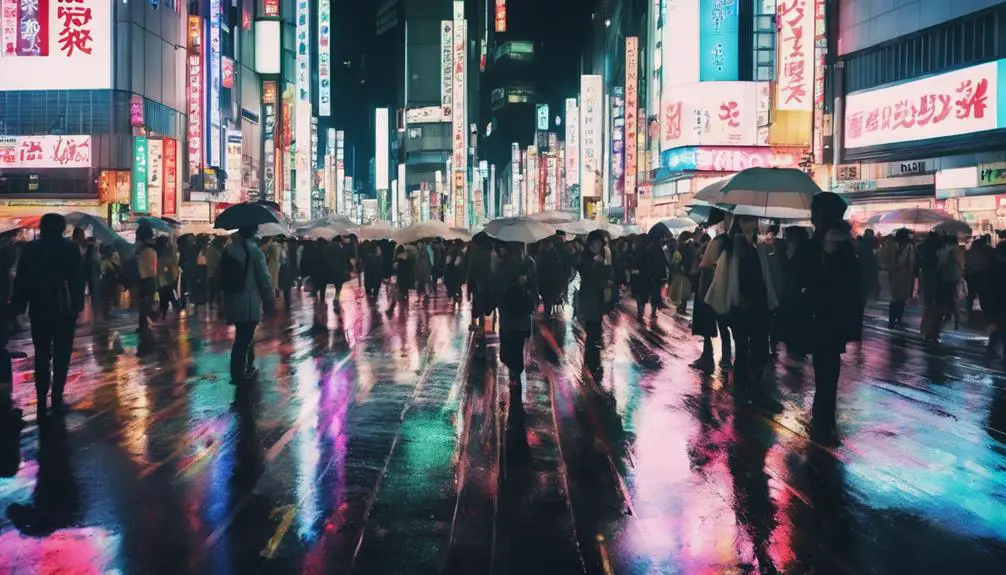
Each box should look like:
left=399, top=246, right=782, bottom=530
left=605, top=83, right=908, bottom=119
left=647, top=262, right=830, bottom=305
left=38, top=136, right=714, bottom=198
left=704, top=251, right=740, bottom=316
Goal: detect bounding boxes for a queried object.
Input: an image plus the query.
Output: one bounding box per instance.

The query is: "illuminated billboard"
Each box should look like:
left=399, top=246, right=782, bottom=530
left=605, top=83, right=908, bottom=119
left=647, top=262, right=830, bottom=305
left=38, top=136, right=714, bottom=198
left=580, top=75, right=603, bottom=201
left=624, top=37, right=638, bottom=209
left=209, top=0, right=222, bottom=168
left=295, top=0, right=311, bottom=221
left=186, top=16, right=203, bottom=176
left=131, top=136, right=149, bottom=214
left=375, top=108, right=389, bottom=190
left=662, top=82, right=768, bottom=150
left=147, top=139, right=163, bottom=218
left=662, top=0, right=699, bottom=89
left=163, top=139, right=177, bottom=217
left=0, top=0, right=112, bottom=90
left=699, top=0, right=738, bottom=81
left=495, top=0, right=506, bottom=32
left=452, top=14, right=467, bottom=227
left=776, top=0, right=815, bottom=112
left=0, top=135, right=91, bottom=169
left=318, top=0, right=331, bottom=117
left=336, top=130, right=345, bottom=214
left=564, top=98, right=579, bottom=191
left=262, top=81, right=277, bottom=201
left=659, top=146, right=803, bottom=173
left=536, top=104, right=549, bottom=131
left=844, top=60, right=1006, bottom=149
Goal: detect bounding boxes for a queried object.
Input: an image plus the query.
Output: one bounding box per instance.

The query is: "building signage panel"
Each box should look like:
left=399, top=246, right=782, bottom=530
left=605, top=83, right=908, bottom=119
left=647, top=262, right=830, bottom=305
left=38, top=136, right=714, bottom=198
left=0, top=135, right=91, bottom=168
left=406, top=106, right=449, bottom=124
left=209, top=0, right=222, bottom=168
left=978, top=161, right=1006, bottom=187
left=146, top=139, right=163, bottom=218
left=699, top=0, right=738, bottom=81
left=452, top=18, right=467, bottom=226
left=536, top=104, right=549, bottom=131
left=131, top=136, right=149, bottom=213
left=495, top=0, right=506, bottom=32
left=580, top=75, right=603, bottom=200
left=163, top=139, right=177, bottom=217
left=660, top=146, right=803, bottom=172
left=776, top=0, right=816, bottom=112
left=318, top=0, right=331, bottom=116
left=440, top=21, right=453, bottom=118
left=624, top=37, right=639, bottom=208
left=844, top=60, right=1006, bottom=149
left=186, top=15, right=203, bottom=177
left=264, top=0, right=279, bottom=17
left=0, top=0, right=112, bottom=90
left=662, top=81, right=766, bottom=150
left=375, top=108, right=389, bottom=191
left=262, top=81, right=277, bottom=202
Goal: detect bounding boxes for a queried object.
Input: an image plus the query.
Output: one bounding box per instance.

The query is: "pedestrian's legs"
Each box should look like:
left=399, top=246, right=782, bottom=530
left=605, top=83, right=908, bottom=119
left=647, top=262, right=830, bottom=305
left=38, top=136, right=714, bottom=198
left=51, top=317, right=76, bottom=409
left=717, top=319, right=733, bottom=365
left=158, top=286, right=172, bottom=319
left=730, top=319, right=750, bottom=394
left=30, top=321, right=54, bottom=412
left=812, top=351, right=842, bottom=425
left=231, top=322, right=256, bottom=380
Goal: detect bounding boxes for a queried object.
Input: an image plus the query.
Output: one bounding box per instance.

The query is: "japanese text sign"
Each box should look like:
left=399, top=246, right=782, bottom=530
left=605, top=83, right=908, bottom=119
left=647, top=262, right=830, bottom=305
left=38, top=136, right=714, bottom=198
left=699, top=0, right=738, bottom=81
left=440, top=21, right=453, bottom=118
left=662, top=82, right=766, bottom=150
left=776, top=0, right=816, bottom=112
left=580, top=74, right=603, bottom=199
left=660, top=146, right=802, bottom=173
left=844, top=59, right=1006, bottom=149
left=625, top=37, right=638, bottom=201
left=0, top=134, right=91, bottom=168
left=495, top=0, right=506, bottom=33
left=0, top=0, right=111, bottom=90
left=186, top=16, right=203, bottom=177
left=318, top=0, right=331, bottom=116
left=131, top=136, right=148, bottom=213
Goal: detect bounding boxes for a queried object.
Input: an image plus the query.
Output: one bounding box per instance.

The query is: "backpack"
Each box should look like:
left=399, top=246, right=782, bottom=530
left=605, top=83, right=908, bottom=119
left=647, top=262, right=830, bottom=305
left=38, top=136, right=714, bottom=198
left=219, top=242, right=250, bottom=295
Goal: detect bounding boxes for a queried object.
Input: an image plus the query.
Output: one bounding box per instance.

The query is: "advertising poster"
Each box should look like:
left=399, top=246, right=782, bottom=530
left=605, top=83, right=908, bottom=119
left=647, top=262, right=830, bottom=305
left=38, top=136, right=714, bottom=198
left=146, top=139, right=164, bottom=218
left=440, top=21, right=453, bottom=118
left=336, top=130, right=346, bottom=214
left=294, top=0, right=312, bottom=221
left=611, top=87, right=625, bottom=209
left=699, top=0, right=738, bottom=81
left=536, top=104, right=549, bottom=131
left=495, top=0, right=506, bottom=32
left=0, top=135, right=91, bottom=168
left=163, top=139, right=177, bottom=216
left=579, top=75, right=603, bottom=202
left=662, top=82, right=766, bottom=149
left=564, top=98, right=579, bottom=204
left=0, top=0, right=112, bottom=90
left=186, top=16, right=203, bottom=177
left=776, top=0, right=815, bottom=112
left=624, top=37, right=639, bottom=212
left=132, top=136, right=149, bottom=214
left=452, top=16, right=467, bottom=227
left=226, top=130, right=243, bottom=203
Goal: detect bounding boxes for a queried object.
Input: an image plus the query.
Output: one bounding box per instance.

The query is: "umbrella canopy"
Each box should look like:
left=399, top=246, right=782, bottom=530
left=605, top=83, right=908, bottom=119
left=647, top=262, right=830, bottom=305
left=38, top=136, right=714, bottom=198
left=215, top=202, right=286, bottom=230
left=657, top=217, right=699, bottom=232
left=932, top=219, right=972, bottom=235
left=483, top=216, right=556, bottom=244
left=529, top=210, right=579, bottom=224
left=557, top=219, right=603, bottom=235
left=871, top=208, right=951, bottom=227
left=693, top=168, right=821, bottom=218
left=257, top=221, right=292, bottom=237
left=355, top=222, right=395, bottom=240
left=65, top=212, right=125, bottom=245
left=394, top=220, right=456, bottom=243
left=136, top=216, right=177, bottom=234
left=449, top=227, right=472, bottom=242
left=303, top=226, right=343, bottom=240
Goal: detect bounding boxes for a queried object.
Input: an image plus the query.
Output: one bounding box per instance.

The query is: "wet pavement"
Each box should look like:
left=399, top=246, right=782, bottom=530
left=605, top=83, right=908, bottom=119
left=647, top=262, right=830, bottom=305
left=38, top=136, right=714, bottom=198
left=1, top=284, right=1005, bottom=574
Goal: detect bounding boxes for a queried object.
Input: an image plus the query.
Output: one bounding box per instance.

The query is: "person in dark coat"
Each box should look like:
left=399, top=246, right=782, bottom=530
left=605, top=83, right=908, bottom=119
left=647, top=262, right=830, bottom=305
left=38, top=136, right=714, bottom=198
left=793, top=193, right=862, bottom=437
left=363, top=242, right=384, bottom=299
left=496, top=242, right=538, bottom=383
left=11, top=214, right=85, bottom=414
left=628, top=236, right=651, bottom=321
left=221, top=225, right=275, bottom=383
left=578, top=231, right=612, bottom=349
left=535, top=238, right=563, bottom=316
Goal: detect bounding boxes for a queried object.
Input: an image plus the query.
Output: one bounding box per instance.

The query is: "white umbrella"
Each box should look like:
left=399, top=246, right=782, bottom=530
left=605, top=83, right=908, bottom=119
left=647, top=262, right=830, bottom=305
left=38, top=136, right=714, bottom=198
left=449, top=227, right=472, bottom=241
left=556, top=219, right=603, bottom=235
left=257, top=221, right=292, bottom=237
left=394, top=220, right=456, bottom=243
left=656, top=217, right=699, bottom=232
left=871, top=208, right=951, bottom=227
left=693, top=168, right=821, bottom=218
left=529, top=210, right=579, bottom=224
left=483, top=216, right=556, bottom=243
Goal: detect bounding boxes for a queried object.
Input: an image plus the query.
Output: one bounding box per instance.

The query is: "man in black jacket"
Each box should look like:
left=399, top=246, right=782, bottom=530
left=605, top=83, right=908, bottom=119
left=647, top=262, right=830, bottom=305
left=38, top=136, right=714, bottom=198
left=11, top=213, right=84, bottom=414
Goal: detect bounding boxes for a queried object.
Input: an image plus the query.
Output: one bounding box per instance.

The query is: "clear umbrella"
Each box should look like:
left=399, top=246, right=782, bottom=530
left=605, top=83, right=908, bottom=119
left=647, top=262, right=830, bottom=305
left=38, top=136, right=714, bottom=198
left=693, top=168, right=821, bottom=218
left=484, top=217, right=556, bottom=243
left=528, top=210, right=579, bottom=224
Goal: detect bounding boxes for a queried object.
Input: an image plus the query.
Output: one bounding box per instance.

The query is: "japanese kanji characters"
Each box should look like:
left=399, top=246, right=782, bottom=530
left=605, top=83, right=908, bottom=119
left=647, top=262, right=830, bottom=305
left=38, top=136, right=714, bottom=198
left=56, top=0, right=93, bottom=56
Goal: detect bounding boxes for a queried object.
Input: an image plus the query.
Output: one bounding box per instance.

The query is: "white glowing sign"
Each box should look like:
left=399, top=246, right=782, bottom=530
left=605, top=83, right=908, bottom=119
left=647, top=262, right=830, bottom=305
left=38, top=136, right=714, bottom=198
left=776, top=0, right=816, bottom=112
left=580, top=74, right=602, bottom=200
left=452, top=17, right=467, bottom=226
left=186, top=16, right=203, bottom=177
left=318, top=0, right=331, bottom=116
left=844, top=60, right=1005, bottom=149
left=146, top=139, right=164, bottom=218
left=662, top=82, right=767, bottom=150
left=0, top=0, right=112, bottom=90
left=336, top=130, right=346, bottom=214
left=375, top=108, right=389, bottom=190
left=295, top=0, right=311, bottom=221
left=565, top=98, right=579, bottom=190
left=209, top=0, right=222, bottom=168
left=0, top=135, right=91, bottom=168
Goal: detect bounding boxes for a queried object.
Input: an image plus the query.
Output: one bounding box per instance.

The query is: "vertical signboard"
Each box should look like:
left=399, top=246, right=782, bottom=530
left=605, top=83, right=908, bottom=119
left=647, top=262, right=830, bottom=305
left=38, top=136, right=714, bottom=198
left=147, top=139, right=164, bottom=218
left=564, top=98, right=579, bottom=211
left=132, top=136, right=148, bottom=213
left=262, top=81, right=277, bottom=201
left=264, top=0, right=279, bottom=17
left=527, top=146, right=538, bottom=215
left=440, top=21, right=453, bottom=119
left=336, top=130, right=346, bottom=214
left=226, top=130, right=243, bottom=203
left=624, top=37, right=638, bottom=217
left=510, top=143, right=520, bottom=213
left=495, top=0, right=507, bottom=32
left=186, top=16, right=203, bottom=177
left=579, top=75, right=603, bottom=203
left=611, top=88, right=625, bottom=209
left=663, top=0, right=700, bottom=88
left=536, top=104, right=549, bottom=131
left=295, top=0, right=311, bottom=221
left=163, top=139, right=177, bottom=217
left=770, top=0, right=816, bottom=146
left=318, top=0, right=331, bottom=117
left=452, top=12, right=467, bottom=228
left=812, top=0, right=826, bottom=163
left=699, top=0, right=738, bottom=81
left=375, top=108, right=389, bottom=193
left=209, top=0, right=222, bottom=168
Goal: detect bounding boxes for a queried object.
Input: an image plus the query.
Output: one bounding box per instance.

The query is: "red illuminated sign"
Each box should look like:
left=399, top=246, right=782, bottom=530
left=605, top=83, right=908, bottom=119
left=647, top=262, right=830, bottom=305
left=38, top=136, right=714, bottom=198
left=56, top=0, right=92, bottom=56
left=186, top=16, right=203, bottom=176
left=163, top=139, right=177, bottom=216
left=0, top=135, right=91, bottom=168
left=13, top=0, right=49, bottom=56
left=264, top=0, right=279, bottom=18
left=222, top=56, right=234, bottom=88
left=776, top=0, right=815, bottom=112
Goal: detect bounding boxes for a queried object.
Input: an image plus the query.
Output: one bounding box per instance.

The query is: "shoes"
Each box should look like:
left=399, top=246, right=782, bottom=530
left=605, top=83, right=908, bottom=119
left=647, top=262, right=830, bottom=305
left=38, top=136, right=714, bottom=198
left=689, top=356, right=715, bottom=371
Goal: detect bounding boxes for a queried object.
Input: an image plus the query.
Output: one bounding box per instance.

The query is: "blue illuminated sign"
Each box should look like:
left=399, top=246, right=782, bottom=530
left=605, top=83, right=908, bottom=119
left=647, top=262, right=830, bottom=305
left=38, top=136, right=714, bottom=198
left=699, top=0, right=739, bottom=81
left=660, top=147, right=699, bottom=172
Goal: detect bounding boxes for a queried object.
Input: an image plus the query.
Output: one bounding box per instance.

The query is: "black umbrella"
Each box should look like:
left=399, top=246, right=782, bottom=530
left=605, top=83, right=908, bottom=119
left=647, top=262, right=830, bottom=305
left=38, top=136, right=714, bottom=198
left=214, top=202, right=285, bottom=230
left=648, top=221, right=671, bottom=239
